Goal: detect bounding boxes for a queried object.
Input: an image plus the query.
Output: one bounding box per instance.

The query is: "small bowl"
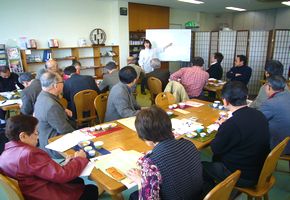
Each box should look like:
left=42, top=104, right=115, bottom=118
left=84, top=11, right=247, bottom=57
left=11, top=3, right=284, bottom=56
left=178, top=103, right=186, bottom=109
left=88, top=150, right=96, bottom=157
left=101, top=124, right=110, bottom=131
left=78, top=141, right=90, bottom=148
left=166, top=111, right=173, bottom=116
left=94, top=125, right=102, bottom=131
left=172, top=104, right=178, bottom=108
left=89, top=127, right=96, bottom=132
left=213, top=103, right=218, bottom=108
left=168, top=105, right=174, bottom=110
left=84, top=146, right=93, bottom=152
left=214, top=101, right=220, bottom=105
left=200, top=132, right=207, bottom=137
left=94, top=141, right=104, bottom=149
left=196, top=127, right=204, bottom=133
left=218, top=105, right=224, bottom=110
left=109, top=123, right=117, bottom=128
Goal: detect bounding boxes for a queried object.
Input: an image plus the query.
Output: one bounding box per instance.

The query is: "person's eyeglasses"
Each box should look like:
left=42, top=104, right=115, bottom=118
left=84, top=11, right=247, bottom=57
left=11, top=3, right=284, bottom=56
left=56, top=81, right=64, bottom=84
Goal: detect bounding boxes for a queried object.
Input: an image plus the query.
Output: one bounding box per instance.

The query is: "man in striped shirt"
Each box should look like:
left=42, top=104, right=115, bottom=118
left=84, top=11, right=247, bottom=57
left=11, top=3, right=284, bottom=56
left=170, top=57, right=209, bottom=98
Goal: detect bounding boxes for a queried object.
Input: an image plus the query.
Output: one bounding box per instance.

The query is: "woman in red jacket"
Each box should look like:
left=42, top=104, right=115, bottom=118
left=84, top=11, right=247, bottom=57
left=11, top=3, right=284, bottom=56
left=0, top=115, right=98, bottom=200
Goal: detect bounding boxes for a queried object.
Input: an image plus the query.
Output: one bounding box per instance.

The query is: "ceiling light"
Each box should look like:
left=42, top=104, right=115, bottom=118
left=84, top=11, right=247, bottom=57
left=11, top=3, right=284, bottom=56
left=225, top=7, right=246, bottom=11
left=178, top=0, right=204, bottom=4
left=282, top=1, right=290, bottom=6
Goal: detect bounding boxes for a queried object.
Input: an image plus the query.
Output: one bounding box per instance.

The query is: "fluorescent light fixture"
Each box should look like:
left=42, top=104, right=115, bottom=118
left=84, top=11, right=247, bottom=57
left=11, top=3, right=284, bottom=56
left=178, top=0, right=204, bottom=4
left=225, top=7, right=246, bottom=11
left=282, top=1, right=290, bottom=6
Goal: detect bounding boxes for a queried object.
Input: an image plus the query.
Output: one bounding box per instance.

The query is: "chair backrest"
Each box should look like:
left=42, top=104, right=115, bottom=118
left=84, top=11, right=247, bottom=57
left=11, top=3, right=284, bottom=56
left=94, top=92, right=109, bottom=124
left=0, top=174, right=24, bottom=200
left=73, top=89, right=98, bottom=127
left=155, top=92, right=176, bottom=107
left=59, top=97, right=68, bottom=108
left=256, top=137, right=290, bottom=190
left=203, top=170, right=241, bottom=200
left=147, top=77, right=162, bottom=102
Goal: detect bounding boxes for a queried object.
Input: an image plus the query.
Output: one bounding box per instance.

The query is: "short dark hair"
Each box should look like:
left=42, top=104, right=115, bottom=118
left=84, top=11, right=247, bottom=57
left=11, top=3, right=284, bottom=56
left=72, top=59, right=81, bottom=67
left=105, top=61, right=117, bottom=70
left=264, top=60, right=284, bottom=76
left=0, top=65, right=9, bottom=73
left=214, top=52, right=224, bottom=63
left=119, top=66, right=137, bottom=84
left=64, top=66, right=76, bottom=75
left=135, top=106, right=174, bottom=143
left=237, top=55, right=247, bottom=65
left=221, top=81, right=248, bottom=106
left=267, top=75, right=286, bottom=91
left=18, top=72, right=33, bottom=84
left=5, top=115, right=38, bottom=141
left=143, top=39, right=152, bottom=49
left=191, top=57, right=204, bottom=67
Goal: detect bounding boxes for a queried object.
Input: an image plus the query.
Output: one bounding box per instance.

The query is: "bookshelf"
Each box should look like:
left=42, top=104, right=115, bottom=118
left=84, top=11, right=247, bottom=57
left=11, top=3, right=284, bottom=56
left=129, top=31, right=145, bottom=59
left=21, top=45, right=119, bottom=78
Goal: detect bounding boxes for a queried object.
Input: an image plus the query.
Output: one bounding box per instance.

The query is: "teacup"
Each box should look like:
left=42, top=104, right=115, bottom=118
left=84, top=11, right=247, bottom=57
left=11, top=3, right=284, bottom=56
left=218, top=105, right=224, bottom=110
left=78, top=140, right=90, bottom=148
left=214, top=101, right=220, bottom=105
left=166, top=111, right=173, bottom=116
left=88, top=150, right=96, bottom=157
left=84, top=146, right=93, bottom=152
left=94, top=141, right=104, bottom=149
left=213, top=103, right=218, bottom=108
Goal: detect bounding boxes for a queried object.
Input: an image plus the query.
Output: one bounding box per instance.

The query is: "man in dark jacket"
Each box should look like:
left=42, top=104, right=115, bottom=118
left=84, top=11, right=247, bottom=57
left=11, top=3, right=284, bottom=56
left=63, top=66, right=100, bottom=119
left=203, top=81, right=270, bottom=191
left=226, top=55, right=252, bottom=85
left=0, top=66, right=24, bottom=124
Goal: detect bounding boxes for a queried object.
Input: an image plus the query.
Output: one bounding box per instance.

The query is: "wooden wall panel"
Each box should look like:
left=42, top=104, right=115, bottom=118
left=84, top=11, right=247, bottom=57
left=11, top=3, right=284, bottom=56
left=129, top=3, right=169, bottom=32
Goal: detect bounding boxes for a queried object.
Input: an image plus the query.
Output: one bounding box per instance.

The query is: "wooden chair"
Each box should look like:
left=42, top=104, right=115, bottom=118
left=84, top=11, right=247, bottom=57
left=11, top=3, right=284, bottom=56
left=0, top=174, right=24, bottom=200
left=59, top=97, right=68, bottom=108
left=147, top=77, right=162, bottom=104
left=94, top=92, right=109, bottom=124
left=235, top=137, right=290, bottom=200
left=279, top=154, right=290, bottom=172
left=203, top=170, right=241, bottom=200
left=73, top=89, right=98, bottom=128
left=155, top=92, right=176, bottom=107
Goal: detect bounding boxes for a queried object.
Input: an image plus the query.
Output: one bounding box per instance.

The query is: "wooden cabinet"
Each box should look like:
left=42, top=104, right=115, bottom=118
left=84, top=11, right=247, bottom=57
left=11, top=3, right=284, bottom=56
left=21, top=46, right=119, bottom=78
left=129, top=3, right=169, bottom=32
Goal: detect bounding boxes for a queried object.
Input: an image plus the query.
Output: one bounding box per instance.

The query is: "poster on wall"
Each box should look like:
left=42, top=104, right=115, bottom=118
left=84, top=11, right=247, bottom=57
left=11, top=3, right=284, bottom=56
left=7, top=47, right=24, bottom=73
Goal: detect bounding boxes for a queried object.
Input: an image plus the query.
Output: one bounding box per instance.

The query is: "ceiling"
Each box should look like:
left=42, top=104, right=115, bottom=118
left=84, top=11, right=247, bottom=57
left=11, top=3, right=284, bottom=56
left=127, top=0, right=288, bottom=13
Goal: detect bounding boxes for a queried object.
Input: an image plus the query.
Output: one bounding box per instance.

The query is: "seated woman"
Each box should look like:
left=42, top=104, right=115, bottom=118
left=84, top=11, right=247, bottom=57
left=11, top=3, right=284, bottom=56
left=128, top=106, right=203, bottom=200
left=0, top=115, right=98, bottom=200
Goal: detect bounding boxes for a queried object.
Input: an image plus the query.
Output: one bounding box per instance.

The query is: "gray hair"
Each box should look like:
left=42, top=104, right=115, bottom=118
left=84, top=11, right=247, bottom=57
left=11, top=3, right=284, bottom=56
left=40, top=71, right=62, bottom=89
left=36, top=68, right=47, bottom=79
left=150, top=58, right=161, bottom=69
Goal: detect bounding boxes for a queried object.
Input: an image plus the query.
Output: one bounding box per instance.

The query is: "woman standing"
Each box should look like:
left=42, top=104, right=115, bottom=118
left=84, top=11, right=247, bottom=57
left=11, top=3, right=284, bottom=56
left=138, top=39, right=172, bottom=94
left=0, top=115, right=98, bottom=200
left=127, top=106, right=203, bottom=200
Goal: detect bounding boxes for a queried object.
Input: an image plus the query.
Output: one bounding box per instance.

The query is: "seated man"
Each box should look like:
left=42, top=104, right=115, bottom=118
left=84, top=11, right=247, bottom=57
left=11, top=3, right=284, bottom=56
left=207, top=52, right=224, bottom=80
left=226, top=55, right=252, bottom=85
left=45, top=59, right=61, bottom=74
left=18, top=72, right=42, bottom=115
left=99, top=61, right=119, bottom=93
left=259, top=75, right=290, bottom=154
left=146, top=58, right=170, bottom=91
left=170, top=57, right=209, bottom=98
left=203, top=81, right=270, bottom=191
left=105, top=66, right=141, bottom=122
left=34, top=71, right=75, bottom=158
left=63, top=66, right=100, bottom=119
left=0, top=66, right=24, bottom=125
left=250, top=60, right=289, bottom=109
left=127, top=56, right=143, bottom=81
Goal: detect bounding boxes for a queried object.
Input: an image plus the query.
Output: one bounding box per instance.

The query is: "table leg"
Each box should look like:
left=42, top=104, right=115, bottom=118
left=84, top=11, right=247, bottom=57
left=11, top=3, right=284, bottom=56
left=111, top=193, right=124, bottom=200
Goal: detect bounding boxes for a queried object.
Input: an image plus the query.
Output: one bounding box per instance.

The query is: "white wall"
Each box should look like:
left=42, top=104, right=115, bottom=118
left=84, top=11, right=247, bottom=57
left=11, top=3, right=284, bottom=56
left=0, top=0, right=129, bottom=69
left=275, top=8, right=290, bottom=29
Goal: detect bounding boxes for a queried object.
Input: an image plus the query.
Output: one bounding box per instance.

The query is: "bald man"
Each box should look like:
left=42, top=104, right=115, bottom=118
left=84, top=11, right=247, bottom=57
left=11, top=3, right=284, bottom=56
left=45, top=59, right=60, bottom=74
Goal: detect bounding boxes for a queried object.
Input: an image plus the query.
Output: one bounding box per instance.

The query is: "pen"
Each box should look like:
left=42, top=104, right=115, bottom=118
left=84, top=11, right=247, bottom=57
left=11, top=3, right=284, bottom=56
left=1, top=100, right=7, bottom=104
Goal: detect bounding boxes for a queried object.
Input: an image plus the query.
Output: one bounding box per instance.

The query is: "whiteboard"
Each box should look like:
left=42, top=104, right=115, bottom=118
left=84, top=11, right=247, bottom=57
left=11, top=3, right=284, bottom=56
left=146, top=29, right=192, bottom=62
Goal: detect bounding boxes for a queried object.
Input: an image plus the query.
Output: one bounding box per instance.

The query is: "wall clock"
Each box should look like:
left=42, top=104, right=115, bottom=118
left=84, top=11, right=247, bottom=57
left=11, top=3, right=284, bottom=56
left=90, top=28, right=106, bottom=45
